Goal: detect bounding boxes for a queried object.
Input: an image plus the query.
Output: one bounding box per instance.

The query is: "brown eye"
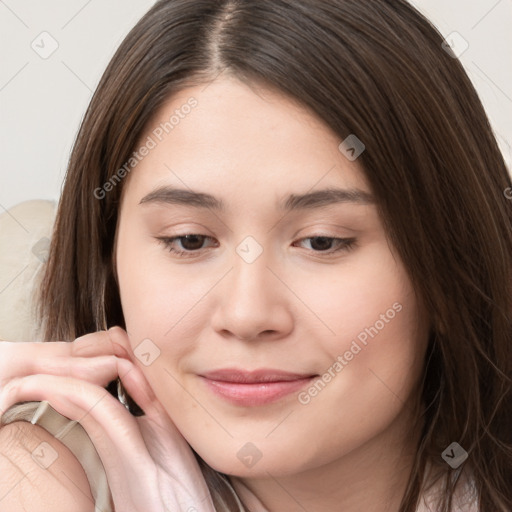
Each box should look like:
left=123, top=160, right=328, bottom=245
left=308, top=236, right=335, bottom=251
left=176, top=234, right=208, bottom=251
left=294, top=236, right=356, bottom=255
left=156, top=234, right=217, bottom=257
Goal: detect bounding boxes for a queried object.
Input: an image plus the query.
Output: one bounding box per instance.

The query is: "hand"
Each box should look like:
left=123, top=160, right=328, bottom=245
left=0, top=327, right=216, bottom=512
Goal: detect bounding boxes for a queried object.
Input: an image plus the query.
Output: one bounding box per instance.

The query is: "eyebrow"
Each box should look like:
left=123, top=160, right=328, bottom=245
left=139, top=186, right=375, bottom=211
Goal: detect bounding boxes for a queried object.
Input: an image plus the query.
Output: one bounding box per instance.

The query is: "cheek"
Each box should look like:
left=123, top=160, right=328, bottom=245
left=294, top=240, right=415, bottom=351
left=300, top=298, right=425, bottom=468
left=116, top=229, right=217, bottom=407
left=319, top=294, right=424, bottom=407
left=116, top=224, right=208, bottom=342
left=115, top=222, right=428, bottom=476
left=289, top=244, right=426, bottom=442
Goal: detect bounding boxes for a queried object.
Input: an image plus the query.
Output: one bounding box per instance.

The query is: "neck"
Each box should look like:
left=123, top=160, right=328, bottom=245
left=231, top=401, right=424, bottom=512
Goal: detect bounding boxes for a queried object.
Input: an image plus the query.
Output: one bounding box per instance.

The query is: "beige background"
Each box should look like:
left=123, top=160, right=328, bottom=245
left=0, top=0, right=511, bottom=210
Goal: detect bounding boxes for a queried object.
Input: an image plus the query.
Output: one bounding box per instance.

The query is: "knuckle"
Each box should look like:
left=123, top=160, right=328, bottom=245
left=108, top=325, right=123, bottom=336
left=1, top=376, right=20, bottom=401
left=0, top=343, right=18, bottom=379
left=70, top=378, right=109, bottom=402
left=0, top=422, right=95, bottom=512
left=0, top=420, right=36, bottom=453
left=72, top=330, right=123, bottom=358
left=71, top=332, right=102, bottom=357
left=107, top=327, right=130, bottom=355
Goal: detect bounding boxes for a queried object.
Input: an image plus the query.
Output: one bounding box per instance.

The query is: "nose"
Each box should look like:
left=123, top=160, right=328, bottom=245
left=210, top=247, right=294, bottom=342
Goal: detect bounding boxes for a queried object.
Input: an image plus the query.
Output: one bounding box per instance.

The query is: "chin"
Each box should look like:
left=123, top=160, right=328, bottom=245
left=194, top=440, right=313, bottom=479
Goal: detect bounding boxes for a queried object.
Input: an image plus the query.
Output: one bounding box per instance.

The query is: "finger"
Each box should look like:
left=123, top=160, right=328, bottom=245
left=73, top=329, right=131, bottom=359
left=136, top=413, right=215, bottom=506
left=135, top=414, right=217, bottom=512
left=101, top=326, right=164, bottom=415
left=0, top=331, right=133, bottom=387
left=0, top=354, right=138, bottom=417
left=32, top=355, right=135, bottom=388
left=0, top=374, right=159, bottom=503
left=0, top=352, right=134, bottom=391
left=0, top=373, right=215, bottom=512
left=112, top=344, right=186, bottom=426
left=0, top=331, right=129, bottom=375
left=106, top=328, right=170, bottom=415
left=105, top=326, right=137, bottom=362
left=116, top=355, right=159, bottom=415
left=120, top=368, right=217, bottom=511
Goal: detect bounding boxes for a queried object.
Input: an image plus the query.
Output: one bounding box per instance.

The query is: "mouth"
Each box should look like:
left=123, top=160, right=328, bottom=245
left=199, top=368, right=318, bottom=406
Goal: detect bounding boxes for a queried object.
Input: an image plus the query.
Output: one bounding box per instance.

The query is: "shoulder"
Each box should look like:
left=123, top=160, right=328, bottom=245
left=0, top=421, right=95, bottom=512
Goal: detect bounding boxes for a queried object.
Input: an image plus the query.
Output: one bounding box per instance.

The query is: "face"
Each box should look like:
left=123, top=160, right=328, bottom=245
left=115, top=75, right=429, bottom=478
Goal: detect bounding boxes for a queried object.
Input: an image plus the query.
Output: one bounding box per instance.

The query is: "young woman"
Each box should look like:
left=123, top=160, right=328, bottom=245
left=0, top=0, right=511, bottom=511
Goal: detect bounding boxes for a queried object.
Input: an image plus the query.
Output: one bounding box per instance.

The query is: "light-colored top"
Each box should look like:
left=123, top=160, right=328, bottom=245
left=416, top=468, right=479, bottom=512
left=3, top=401, right=480, bottom=512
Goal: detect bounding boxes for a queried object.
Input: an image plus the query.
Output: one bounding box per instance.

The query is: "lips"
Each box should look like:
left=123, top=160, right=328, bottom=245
left=199, top=368, right=317, bottom=406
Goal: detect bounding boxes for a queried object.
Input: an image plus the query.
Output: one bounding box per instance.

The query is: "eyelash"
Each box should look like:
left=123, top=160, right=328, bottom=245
left=155, top=234, right=357, bottom=259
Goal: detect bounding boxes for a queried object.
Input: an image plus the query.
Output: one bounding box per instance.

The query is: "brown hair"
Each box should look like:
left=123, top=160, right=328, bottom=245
left=35, top=0, right=512, bottom=510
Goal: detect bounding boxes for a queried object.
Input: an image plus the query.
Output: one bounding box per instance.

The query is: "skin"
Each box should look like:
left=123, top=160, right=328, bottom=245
left=0, top=332, right=216, bottom=512
left=0, top=421, right=93, bottom=511
left=114, top=75, right=431, bottom=512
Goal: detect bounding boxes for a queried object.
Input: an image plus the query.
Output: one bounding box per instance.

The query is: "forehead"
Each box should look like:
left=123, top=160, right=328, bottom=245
left=122, top=76, right=371, bottom=209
